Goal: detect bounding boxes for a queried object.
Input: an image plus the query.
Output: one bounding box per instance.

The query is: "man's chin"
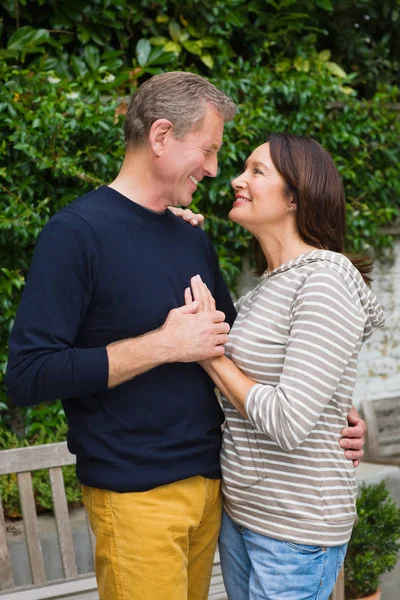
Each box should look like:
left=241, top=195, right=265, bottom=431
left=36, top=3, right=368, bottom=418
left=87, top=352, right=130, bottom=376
left=178, top=197, right=194, bottom=208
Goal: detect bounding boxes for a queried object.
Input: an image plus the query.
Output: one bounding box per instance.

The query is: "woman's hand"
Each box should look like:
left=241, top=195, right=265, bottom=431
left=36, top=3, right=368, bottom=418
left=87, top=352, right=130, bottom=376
left=168, top=207, right=205, bottom=228
left=185, top=274, right=216, bottom=313
left=185, top=275, right=221, bottom=370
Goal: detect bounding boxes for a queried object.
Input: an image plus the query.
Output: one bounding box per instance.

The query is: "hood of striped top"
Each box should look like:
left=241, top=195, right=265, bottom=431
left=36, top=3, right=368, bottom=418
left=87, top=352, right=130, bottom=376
left=267, top=249, right=385, bottom=342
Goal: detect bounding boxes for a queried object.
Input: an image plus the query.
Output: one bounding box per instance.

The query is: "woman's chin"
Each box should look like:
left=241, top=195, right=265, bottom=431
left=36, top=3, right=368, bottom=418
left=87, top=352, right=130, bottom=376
left=228, top=207, right=244, bottom=225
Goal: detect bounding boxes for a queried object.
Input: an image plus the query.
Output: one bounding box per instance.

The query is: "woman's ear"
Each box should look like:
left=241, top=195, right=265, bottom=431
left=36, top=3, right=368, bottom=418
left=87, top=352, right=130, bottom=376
left=149, top=119, right=173, bottom=156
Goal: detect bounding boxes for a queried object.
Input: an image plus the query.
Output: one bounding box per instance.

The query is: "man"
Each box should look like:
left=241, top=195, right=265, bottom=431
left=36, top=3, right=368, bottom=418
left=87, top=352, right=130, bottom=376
left=6, top=72, right=365, bottom=600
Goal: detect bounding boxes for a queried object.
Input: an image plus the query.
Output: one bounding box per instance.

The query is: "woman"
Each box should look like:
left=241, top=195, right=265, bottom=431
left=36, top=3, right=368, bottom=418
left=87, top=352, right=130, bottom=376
left=185, top=134, right=385, bottom=600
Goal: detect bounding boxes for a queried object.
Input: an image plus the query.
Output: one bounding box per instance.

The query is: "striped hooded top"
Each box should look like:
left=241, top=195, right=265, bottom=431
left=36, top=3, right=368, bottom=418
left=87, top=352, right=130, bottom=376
left=221, top=250, right=385, bottom=546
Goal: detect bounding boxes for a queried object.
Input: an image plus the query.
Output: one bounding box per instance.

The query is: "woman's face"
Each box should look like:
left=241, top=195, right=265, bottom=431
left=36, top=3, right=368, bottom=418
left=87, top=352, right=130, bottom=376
left=229, top=142, right=293, bottom=233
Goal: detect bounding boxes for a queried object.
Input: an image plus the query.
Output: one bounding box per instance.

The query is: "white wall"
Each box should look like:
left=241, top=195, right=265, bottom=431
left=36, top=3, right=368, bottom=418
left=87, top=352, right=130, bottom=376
left=353, top=239, right=400, bottom=406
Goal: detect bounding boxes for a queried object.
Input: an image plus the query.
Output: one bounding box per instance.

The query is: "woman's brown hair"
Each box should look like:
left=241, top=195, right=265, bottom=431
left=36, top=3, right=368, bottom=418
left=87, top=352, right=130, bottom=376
left=253, top=133, right=373, bottom=285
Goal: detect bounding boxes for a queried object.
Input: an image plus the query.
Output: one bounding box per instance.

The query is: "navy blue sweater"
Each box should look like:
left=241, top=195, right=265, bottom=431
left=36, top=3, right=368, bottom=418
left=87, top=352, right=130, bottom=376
left=6, top=187, right=236, bottom=492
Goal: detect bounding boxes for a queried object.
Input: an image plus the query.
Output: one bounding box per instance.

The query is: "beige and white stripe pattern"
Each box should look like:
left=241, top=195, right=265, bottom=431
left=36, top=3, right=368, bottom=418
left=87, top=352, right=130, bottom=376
left=221, top=250, right=385, bottom=546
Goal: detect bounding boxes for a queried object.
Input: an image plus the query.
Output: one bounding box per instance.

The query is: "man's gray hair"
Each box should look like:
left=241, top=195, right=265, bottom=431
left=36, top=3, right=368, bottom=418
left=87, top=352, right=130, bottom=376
left=124, top=71, right=236, bottom=148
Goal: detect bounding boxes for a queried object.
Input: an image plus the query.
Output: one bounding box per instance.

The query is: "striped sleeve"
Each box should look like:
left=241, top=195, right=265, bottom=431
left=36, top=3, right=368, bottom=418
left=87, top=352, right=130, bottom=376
left=234, top=289, right=252, bottom=313
left=245, top=269, right=365, bottom=451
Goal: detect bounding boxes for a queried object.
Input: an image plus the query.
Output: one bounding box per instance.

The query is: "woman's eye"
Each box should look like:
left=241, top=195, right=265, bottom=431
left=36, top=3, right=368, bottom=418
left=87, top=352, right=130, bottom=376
left=254, top=167, right=263, bottom=175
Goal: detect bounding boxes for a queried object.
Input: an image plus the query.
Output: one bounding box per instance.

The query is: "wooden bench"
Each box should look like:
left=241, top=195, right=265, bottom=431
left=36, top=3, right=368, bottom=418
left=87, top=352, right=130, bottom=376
left=0, top=441, right=343, bottom=599
left=0, top=442, right=97, bottom=599
left=0, top=442, right=226, bottom=599
left=363, top=395, right=400, bottom=465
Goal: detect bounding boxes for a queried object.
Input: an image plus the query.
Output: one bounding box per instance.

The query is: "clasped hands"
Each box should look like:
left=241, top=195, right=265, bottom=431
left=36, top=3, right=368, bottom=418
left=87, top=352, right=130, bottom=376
left=183, top=274, right=367, bottom=467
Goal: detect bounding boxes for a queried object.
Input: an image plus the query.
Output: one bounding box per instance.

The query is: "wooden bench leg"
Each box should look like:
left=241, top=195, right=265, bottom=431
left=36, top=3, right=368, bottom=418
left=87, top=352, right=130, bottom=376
left=330, top=566, right=345, bottom=600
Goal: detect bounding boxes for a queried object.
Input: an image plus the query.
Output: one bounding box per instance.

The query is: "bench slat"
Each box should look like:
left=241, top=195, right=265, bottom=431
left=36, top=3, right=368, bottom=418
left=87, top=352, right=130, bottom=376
left=17, top=472, right=46, bottom=585
left=363, top=399, right=380, bottom=458
left=375, top=414, right=400, bottom=430
left=0, top=498, right=14, bottom=590
left=380, top=443, right=400, bottom=458
left=373, top=396, right=400, bottom=413
left=0, top=574, right=98, bottom=600
left=378, top=431, right=400, bottom=445
left=49, top=468, right=78, bottom=579
left=86, top=516, right=96, bottom=565
left=0, top=443, right=75, bottom=476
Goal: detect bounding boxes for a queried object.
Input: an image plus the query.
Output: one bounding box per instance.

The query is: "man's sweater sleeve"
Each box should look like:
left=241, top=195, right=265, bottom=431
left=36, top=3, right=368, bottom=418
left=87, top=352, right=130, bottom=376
left=5, top=212, right=109, bottom=406
left=245, top=269, right=365, bottom=450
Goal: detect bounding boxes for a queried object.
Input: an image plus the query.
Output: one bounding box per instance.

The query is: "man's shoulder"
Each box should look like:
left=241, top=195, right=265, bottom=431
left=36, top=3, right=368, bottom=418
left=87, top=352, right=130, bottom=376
left=173, top=213, right=214, bottom=242
left=45, top=187, right=121, bottom=237
left=36, top=188, right=108, bottom=247
left=57, top=186, right=108, bottom=219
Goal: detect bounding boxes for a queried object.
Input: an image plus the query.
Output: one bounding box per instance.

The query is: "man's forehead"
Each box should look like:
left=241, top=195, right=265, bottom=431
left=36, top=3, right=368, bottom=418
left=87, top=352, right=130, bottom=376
left=191, top=112, right=224, bottom=146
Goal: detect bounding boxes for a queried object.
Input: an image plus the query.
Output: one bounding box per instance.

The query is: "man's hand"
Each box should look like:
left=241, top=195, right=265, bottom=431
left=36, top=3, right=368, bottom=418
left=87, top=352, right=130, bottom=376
left=159, top=300, right=230, bottom=363
left=339, top=405, right=367, bottom=467
left=168, top=207, right=205, bottom=228
left=107, top=300, right=229, bottom=388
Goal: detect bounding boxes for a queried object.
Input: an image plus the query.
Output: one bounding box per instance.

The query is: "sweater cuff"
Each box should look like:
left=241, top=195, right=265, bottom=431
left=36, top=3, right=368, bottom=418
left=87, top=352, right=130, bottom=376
left=74, top=347, right=109, bottom=397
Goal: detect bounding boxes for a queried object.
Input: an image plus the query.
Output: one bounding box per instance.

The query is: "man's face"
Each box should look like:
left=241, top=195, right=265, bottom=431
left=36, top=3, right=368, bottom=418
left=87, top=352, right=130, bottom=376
left=161, top=104, right=225, bottom=207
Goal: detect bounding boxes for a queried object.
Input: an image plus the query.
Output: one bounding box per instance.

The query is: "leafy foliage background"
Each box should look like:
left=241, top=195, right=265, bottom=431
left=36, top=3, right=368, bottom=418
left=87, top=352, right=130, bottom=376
left=345, top=482, right=400, bottom=598
left=0, top=0, right=399, bottom=514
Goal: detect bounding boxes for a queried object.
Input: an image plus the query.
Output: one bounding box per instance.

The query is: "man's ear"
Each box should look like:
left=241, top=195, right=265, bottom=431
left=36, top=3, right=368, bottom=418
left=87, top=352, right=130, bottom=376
left=149, top=119, right=173, bottom=156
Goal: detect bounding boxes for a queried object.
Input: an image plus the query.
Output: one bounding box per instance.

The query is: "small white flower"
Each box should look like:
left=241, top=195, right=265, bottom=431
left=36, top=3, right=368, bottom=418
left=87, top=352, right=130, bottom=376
left=66, top=92, right=79, bottom=100
left=47, top=75, right=61, bottom=84
left=102, top=74, right=116, bottom=83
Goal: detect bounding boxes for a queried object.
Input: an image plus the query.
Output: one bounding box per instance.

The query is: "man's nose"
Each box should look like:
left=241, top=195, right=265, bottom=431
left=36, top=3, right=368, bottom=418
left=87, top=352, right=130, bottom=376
left=204, top=154, right=218, bottom=178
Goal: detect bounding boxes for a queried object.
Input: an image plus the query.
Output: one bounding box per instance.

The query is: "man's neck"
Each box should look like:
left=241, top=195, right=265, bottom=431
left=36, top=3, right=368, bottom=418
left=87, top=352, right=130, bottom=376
left=108, top=151, right=168, bottom=212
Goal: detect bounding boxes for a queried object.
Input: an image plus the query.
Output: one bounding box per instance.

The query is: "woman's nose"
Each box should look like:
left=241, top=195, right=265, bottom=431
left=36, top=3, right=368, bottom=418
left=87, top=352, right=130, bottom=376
left=231, top=173, right=246, bottom=189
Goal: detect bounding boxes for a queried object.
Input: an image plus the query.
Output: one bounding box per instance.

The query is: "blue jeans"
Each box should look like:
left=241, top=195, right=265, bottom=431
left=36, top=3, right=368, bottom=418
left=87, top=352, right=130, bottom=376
left=219, top=511, right=348, bottom=600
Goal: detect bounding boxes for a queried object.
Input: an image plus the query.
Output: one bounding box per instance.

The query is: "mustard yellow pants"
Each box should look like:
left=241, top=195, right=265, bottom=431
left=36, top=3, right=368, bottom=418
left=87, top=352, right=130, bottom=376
left=82, top=476, right=222, bottom=600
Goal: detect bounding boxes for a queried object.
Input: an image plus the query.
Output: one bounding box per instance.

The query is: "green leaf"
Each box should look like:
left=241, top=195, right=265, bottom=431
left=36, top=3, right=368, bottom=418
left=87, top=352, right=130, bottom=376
left=150, top=37, right=168, bottom=46
left=315, top=0, right=333, bottom=10
left=136, top=38, right=151, bottom=67
left=169, top=21, right=181, bottom=42
left=164, top=41, right=181, bottom=53
left=182, top=40, right=203, bottom=56
left=70, top=56, right=88, bottom=77
left=8, top=26, right=49, bottom=52
left=200, top=54, right=214, bottom=69
left=325, top=61, right=347, bottom=78
left=147, top=49, right=177, bottom=66
left=198, top=37, right=218, bottom=49
left=77, top=28, right=91, bottom=44
left=341, top=86, right=355, bottom=96
left=318, top=49, right=331, bottom=62
left=0, top=49, right=19, bottom=59
left=84, top=45, right=100, bottom=71
left=294, top=57, right=310, bottom=72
